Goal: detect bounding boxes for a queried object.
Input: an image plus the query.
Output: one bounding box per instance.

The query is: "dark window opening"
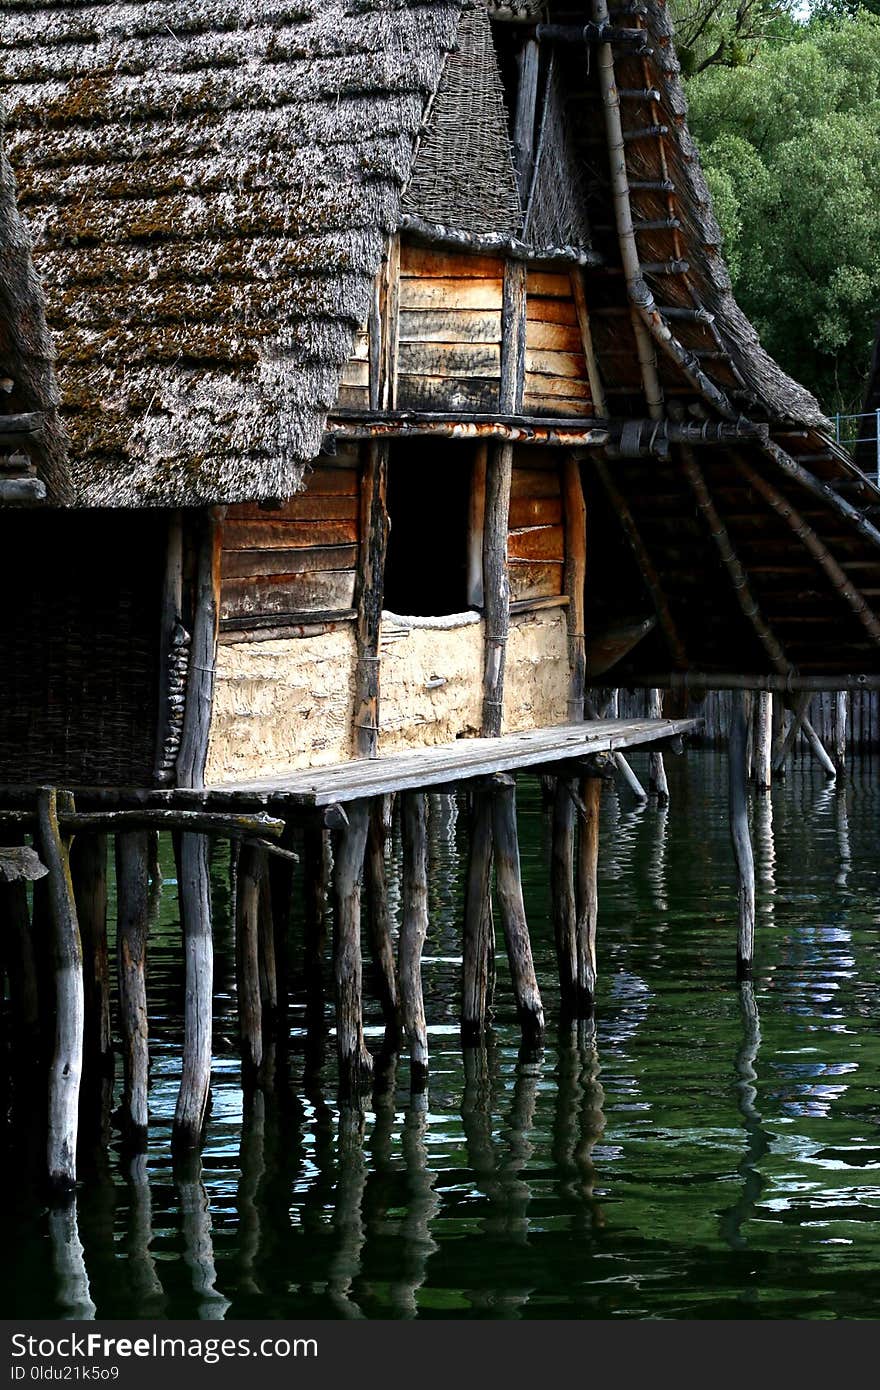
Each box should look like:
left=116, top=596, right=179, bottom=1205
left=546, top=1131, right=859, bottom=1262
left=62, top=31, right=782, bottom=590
left=383, top=442, right=474, bottom=618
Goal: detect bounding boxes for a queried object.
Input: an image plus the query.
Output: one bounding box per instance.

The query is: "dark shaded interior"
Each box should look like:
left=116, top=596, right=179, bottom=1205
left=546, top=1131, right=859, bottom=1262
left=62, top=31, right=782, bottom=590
left=384, top=441, right=474, bottom=617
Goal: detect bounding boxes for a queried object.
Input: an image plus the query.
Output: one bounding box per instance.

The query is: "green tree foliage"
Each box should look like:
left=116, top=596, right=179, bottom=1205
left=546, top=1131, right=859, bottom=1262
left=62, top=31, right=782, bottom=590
left=670, top=0, right=794, bottom=75
left=686, top=14, right=880, bottom=413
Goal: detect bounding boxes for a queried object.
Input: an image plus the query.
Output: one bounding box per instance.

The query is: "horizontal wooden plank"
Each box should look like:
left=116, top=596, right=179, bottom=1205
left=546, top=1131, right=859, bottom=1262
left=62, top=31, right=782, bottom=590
left=302, top=466, right=359, bottom=496
left=222, top=545, right=358, bottom=579
left=398, top=308, right=502, bottom=344
left=509, top=561, right=564, bottom=602
left=524, top=372, right=591, bottom=400
left=340, top=358, right=369, bottom=387
left=507, top=524, right=565, bottom=562
left=522, top=395, right=591, bottom=418
left=209, top=719, right=702, bottom=803
left=400, top=245, right=504, bottom=279
left=229, top=495, right=359, bottom=522
left=397, top=341, right=501, bottom=379
left=399, top=277, right=504, bottom=311
left=509, top=496, right=563, bottom=528
left=335, top=384, right=370, bottom=411
left=223, top=518, right=360, bottom=550
left=526, top=270, right=573, bottom=298
left=525, top=320, right=584, bottom=352
left=220, top=570, right=357, bottom=620
left=525, top=349, right=589, bottom=380
left=526, top=296, right=579, bottom=327
left=395, top=375, right=500, bottom=412
left=511, top=467, right=562, bottom=499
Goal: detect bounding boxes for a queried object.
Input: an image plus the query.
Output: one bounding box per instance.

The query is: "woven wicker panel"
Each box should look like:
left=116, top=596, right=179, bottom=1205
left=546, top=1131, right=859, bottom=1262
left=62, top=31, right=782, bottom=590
left=402, top=2, right=523, bottom=237
left=0, top=511, right=163, bottom=786
left=525, top=58, right=592, bottom=251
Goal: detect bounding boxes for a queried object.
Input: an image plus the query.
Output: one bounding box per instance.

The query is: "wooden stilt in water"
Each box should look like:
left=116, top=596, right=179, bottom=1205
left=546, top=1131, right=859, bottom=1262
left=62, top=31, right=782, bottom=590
left=461, top=789, right=495, bottom=1044
left=771, top=693, right=786, bottom=779
left=115, top=831, right=150, bottom=1149
left=332, top=800, right=372, bottom=1093
left=754, top=690, right=773, bottom=794
left=550, top=777, right=577, bottom=1011
left=575, top=776, right=601, bottom=1014
left=400, top=791, right=429, bottom=1087
left=70, top=833, right=112, bottom=1098
left=729, top=692, right=756, bottom=981
left=802, top=716, right=837, bottom=780
left=38, top=789, right=84, bottom=1198
left=173, top=833, right=213, bottom=1152
left=303, top=822, right=329, bottom=1027
left=833, top=691, right=848, bottom=780
left=235, top=841, right=263, bottom=1087
left=267, top=822, right=296, bottom=1047
left=491, top=777, right=544, bottom=1045
left=365, top=796, right=400, bottom=1040
left=147, top=831, right=162, bottom=885
left=257, top=858, right=278, bottom=1029
left=647, top=688, right=670, bottom=805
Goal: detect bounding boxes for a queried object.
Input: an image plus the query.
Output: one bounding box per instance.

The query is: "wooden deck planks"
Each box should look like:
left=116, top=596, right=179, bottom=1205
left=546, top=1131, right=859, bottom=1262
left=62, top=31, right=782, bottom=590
left=212, top=718, right=699, bottom=804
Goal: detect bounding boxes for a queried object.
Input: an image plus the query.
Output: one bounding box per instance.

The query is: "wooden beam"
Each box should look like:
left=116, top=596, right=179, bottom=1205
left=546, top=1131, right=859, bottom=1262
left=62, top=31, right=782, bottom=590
left=513, top=37, right=540, bottom=198
left=563, top=455, right=587, bottom=721
left=482, top=443, right=514, bottom=737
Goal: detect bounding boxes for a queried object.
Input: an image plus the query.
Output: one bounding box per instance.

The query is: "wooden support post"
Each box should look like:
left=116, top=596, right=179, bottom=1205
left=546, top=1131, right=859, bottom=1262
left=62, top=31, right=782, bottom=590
left=257, top=861, right=278, bottom=1028
left=332, top=800, right=372, bottom=1092
left=175, top=513, right=221, bottom=792
left=771, top=693, right=786, bottom=780
left=802, top=716, right=837, bottom=781
left=833, top=691, right=848, bottom=780
left=354, top=442, right=390, bottom=760
left=303, top=823, right=329, bottom=1023
left=513, top=36, right=540, bottom=197
left=173, top=833, right=213, bottom=1152
left=563, top=456, right=587, bottom=722
left=70, top=834, right=112, bottom=1092
left=754, top=690, right=773, bottom=794
left=575, top=776, right=601, bottom=1014
left=647, top=688, right=670, bottom=805
left=235, top=842, right=263, bottom=1086
left=267, top=822, right=295, bottom=1045
left=461, top=790, right=495, bottom=1045
left=38, top=789, right=84, bottom=1198
left=491, top=778, right=544, bottom=1046
left=115, top=832, right=150, bottom=1148
left=482, top=442, right=514, bottom=737
left=551, top=777, right=578, bottom=1011
left=400, top=792, right=429, bottom=1087
left=729, top=692, right=756, bottom=981
left=772, top=691, right=811, bottom=773
left=365, top=797, right=399, bottom=1039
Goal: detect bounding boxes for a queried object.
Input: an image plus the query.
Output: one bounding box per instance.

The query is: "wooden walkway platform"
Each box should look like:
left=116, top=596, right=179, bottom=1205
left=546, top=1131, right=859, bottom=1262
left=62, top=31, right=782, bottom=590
left=212, top=718, right=699, bottom=806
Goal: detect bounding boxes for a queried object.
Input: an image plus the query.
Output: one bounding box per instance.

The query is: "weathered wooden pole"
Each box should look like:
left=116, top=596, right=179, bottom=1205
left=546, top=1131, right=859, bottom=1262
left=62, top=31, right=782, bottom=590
left=575, top=776, right=602, bottom=1013
left=400, top=791, right=429, bottom=1087
left=729, top=692, right=756, bottom=981
left=38, top=789, right=84, bottom=1198
left=332, top=799, right=372, bottom=1092
left=70, top=833, right=112, bottom=1095
left=802, top=716, right=837, bottom=781
left=832, top=691, right=848, bottom=780
left=365, top=796, right=399, bottom=1039
left=550, top=777, right=578, bottom=1011
left=754, top=690, right=773, bottom=794
left=173, top=833, right=214, bottom=1152
left=303, top=822, right=329, bottom=1026
left=115, top=831, right=150, bottom=1148
left=647, top=688, right=670, bottom=805
left=491, top=776, right=544, bottom=1045
left=257, top=858, right=278, bottom=1029
left=771, top=693, right=786, bottom=779
left=235, top=841, right=263, bottom=1086
left=461, top=790, right=495, bottom=1044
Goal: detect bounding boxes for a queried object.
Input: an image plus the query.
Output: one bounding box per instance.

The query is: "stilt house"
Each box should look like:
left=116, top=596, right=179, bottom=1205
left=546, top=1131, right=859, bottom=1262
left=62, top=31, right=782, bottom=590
left=3, top=0, right=880, bottom=796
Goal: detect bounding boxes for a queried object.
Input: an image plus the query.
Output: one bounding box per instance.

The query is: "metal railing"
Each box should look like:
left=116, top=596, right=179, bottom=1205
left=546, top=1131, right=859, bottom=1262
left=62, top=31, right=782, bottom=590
left=833, top=409, right=880, bottom=483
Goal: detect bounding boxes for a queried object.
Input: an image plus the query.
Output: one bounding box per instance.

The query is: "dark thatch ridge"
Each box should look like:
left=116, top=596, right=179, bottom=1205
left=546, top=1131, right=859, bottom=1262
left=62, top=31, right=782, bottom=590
left=0, top=0, right=466, bottom=506
left=0, top=124, right=69, bottom=503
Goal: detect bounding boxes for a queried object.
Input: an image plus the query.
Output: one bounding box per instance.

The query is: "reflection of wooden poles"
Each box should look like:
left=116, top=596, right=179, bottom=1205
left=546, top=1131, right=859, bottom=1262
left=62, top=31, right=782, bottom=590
left=332, top=800, right=372, bottom=1092
left=328, top=1104, right=367, bottom=1318
left=173, top=834, right=213, bottom=1152
left=492, top=777, right=544, bottom=1045
left=176, top=1157, right=230, bottom=1319
left=48, top=1201, right=96, bottom=1319
left=729, top=692, right=756, bottom=980
left=400, top=792, right=429, bottom=1087
left=38, top=789, right=84, bottom=1197
left=116, top=831, right=150, bottom=1148
left=391, top=1093, right=440, bottom=1318
left=124, top=1153, right=165, bottom=1314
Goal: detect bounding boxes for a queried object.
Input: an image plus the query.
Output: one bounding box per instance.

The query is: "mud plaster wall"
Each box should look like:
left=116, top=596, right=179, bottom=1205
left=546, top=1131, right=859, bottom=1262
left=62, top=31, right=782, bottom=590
left=204, top=607, right=569, bottom=782
left=205, top=628, right=357, bottom=784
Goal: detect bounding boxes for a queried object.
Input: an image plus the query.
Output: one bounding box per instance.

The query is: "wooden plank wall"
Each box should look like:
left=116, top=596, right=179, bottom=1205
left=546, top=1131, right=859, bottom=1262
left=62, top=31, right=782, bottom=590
left=508, top=450, right=564, bottom=603
left=524, top=270, right=593, bottom=417
left=220, top=453, right=361, bottom=626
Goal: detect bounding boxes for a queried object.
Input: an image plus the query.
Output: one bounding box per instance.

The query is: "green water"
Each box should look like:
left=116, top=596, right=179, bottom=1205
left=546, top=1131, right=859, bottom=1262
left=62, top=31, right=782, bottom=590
left=3, top=752, right=880, bottom=1320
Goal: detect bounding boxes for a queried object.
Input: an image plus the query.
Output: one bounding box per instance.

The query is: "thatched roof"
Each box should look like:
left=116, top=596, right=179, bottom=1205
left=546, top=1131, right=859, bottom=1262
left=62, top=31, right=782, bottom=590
left=0, top=128, right=69, bottom=503
left=0, top=0, right=466, bottom=506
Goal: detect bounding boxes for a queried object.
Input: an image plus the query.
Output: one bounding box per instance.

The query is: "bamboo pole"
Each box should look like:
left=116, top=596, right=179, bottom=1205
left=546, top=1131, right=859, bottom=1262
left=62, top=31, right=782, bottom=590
left=38, top=789, right=84, bottom=1198
left=575, top=776, right=602, bottom=1013
left=729, top=693, right=756, bottom=981
left=332, top=800, right=372, bottom=1092
left=400, top=792, right=429, bottom=1087
left=115, top=832, right=150, bottom=1148
left=491, top=778, right=544, bottom=1045
left=235, top=842, right=263, bottom=1086
left=173, top=833, right=214, bottom=1152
